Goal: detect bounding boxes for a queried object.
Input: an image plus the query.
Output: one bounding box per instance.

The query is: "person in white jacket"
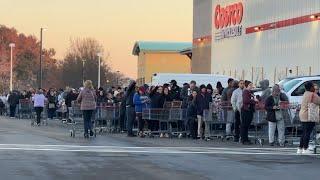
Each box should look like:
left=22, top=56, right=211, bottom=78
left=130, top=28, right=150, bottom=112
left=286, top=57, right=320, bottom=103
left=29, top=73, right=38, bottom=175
left=231, top=80, right=244, bottom=142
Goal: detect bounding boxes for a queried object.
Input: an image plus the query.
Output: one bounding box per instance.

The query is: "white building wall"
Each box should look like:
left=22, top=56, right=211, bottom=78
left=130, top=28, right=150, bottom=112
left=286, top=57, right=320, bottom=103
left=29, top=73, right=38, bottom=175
left=211, top=0, right=320, bottom=84
left=193, top=0, right=212, bottom=38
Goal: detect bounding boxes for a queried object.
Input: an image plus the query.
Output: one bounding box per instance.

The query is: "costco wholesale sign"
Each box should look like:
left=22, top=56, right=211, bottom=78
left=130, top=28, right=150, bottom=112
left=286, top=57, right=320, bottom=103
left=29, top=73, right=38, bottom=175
left=214, top=2, right=243, bottom=41
left=211, top=0, right=320, bottom=83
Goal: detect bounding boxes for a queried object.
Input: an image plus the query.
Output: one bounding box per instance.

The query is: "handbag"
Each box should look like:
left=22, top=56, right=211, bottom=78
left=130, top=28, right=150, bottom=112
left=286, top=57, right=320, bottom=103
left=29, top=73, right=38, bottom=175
left=307, top=93, right=320, bottom=122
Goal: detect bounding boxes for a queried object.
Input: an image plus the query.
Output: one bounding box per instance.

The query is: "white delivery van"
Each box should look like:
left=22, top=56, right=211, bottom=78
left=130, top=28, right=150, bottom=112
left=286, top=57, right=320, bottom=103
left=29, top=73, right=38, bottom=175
left=151, top=73, right=234, bottom=87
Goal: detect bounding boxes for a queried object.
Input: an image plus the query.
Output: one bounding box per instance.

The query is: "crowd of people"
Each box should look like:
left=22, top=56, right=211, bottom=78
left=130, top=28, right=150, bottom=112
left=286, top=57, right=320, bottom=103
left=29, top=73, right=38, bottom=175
left=122, top=78, right=319, bottom=155
left=0, top=77, right=319, bottom=154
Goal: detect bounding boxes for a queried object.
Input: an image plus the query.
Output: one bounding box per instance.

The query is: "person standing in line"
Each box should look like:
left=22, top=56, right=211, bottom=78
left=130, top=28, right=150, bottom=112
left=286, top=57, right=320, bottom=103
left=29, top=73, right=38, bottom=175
left=297, top=82, right=320, bottom=154
left=149, top=86, right=165, bottom=132
left=163, top=86, right=173, bottom=102
left=222, top=78, right=234, bottom=136
left=8, top=91, right=19, bottom=118
left=119, top=92, right=127, bottom=132
left=195, top=85, right=212, bottom=139
left=32, top=89, right=47, bottom=126
left=77, top=80, right=97, bottom=138
left=180, top=83, right=190, bottom=109
left=187, top=90, right=198, bottom=139
left=231, top=80, right=245, bottom=142
left=125, top=81, right=137, bottom=137
left=169, top=80, right=181, bottom=101
left=241, top=81, right=257, bottom=145
left=259, top=80, right=272, bottom=103
left=133, top=86, right=150, bottom=137
left=265, top=84, right=289, bottom=147
left=47, top=89, right=57, bottom=120
left=216, top=81, right=224, bottom=96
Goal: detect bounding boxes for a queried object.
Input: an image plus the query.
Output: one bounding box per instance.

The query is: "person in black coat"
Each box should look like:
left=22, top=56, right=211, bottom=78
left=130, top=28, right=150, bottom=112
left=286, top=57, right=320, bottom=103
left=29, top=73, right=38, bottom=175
left=119, top=92, right=127, bottom=131
left=163, top=86, right=172, bottom=103
left=180, top=83, right=190, bottom=109
left=195, top=85, right=212, bottom=138
left=265, top=84, right=289, bottom=146
left=150, top=86, right=165, bottom=109
left=169, top=80, right=181, bottom=101
left=148, top=86, right=165, bottom=131
left=187, top=91, right=198, bottom=139
left=47, top=89, right=57, bottom=119
left=125, top=80, right=137, bottom=137
left=8, top=91, right=19, bottom=118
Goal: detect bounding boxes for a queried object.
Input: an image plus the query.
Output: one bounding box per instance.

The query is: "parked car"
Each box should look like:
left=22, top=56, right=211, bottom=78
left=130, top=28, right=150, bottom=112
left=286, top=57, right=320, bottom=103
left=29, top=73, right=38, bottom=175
left=254, top=76, right=320, bottom=105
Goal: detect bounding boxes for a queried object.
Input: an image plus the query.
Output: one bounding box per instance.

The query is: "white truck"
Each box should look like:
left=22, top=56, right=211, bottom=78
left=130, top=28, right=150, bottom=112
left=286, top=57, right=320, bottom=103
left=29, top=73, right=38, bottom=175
left=150, top=73, right=234, bottom=87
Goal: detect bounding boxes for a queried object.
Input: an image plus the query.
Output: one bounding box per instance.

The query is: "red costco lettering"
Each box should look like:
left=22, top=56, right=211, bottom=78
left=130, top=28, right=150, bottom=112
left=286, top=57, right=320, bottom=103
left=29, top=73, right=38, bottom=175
left=214, top=2, right=243, bottom=29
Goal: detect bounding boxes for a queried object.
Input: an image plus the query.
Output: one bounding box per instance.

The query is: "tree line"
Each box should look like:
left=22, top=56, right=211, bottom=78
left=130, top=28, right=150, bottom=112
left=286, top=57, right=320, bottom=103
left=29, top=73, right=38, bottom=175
left=0, top=25, right=125, bottom=93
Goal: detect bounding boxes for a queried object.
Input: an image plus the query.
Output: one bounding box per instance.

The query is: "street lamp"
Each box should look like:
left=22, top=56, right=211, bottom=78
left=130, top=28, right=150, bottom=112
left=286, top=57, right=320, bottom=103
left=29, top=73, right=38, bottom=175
left=39, top=27, right=47, bottom=88
left=116, top=70, right=120, bottom=86
left=9, top=43, right=15, bottom=92
left=82, top=59, right=86, bottom=85
left=97, top=53, right=102, bottom=88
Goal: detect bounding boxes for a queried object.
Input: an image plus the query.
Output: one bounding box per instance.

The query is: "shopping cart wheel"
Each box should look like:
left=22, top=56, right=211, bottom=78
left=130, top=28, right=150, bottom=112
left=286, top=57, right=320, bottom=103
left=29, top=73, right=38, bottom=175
left=70, top=130, right=75, bottom=138
left=255, top=139, right=264, bottom=146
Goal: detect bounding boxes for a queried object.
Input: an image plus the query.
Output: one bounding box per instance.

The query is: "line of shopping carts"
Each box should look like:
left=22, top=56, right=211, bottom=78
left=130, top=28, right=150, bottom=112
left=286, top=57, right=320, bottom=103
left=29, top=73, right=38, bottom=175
left=142, top=101, right=187, bottom=138
left=203, top=101, right=312, bottom=146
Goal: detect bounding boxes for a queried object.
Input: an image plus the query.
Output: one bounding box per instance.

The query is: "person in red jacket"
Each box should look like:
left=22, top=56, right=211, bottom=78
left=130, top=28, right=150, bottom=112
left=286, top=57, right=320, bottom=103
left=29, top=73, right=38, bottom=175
left=240, top=81, right=257, bottom=145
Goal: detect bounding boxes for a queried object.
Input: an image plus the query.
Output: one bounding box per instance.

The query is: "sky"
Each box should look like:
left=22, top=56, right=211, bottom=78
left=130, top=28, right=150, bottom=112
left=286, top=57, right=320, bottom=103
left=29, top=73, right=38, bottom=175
left=0, top=0, right=193, bottom=78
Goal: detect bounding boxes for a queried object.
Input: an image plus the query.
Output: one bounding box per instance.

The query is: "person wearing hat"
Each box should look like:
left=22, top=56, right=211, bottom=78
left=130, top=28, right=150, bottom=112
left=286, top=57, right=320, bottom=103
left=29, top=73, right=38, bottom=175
left=195, top=84, right=212, bottom=139
left=133, top=86, right=150, bottom=137
left=265, top=84, right=289, bottom=146
left=241, top=80, right=257, bottom=145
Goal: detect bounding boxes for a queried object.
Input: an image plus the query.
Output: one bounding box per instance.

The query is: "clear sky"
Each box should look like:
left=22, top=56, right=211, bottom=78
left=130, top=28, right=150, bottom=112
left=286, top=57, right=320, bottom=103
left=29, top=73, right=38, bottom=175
left=0, top=0, right=193, bottom=78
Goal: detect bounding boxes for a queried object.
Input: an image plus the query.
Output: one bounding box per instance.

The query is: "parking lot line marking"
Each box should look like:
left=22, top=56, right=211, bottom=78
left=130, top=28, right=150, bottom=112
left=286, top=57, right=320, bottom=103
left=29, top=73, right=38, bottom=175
left=0, top=144, right=317, bottom=156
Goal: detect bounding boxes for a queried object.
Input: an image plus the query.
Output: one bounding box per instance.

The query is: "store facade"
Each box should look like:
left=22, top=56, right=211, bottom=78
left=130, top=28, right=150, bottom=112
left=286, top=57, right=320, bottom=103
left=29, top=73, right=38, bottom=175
left=193, top=0, right=320, bottom=84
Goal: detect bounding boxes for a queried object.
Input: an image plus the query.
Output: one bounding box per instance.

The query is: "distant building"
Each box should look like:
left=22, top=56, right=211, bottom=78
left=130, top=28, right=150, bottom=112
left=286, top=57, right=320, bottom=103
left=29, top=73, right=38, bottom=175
left=132, top=41, right=192, bottom=85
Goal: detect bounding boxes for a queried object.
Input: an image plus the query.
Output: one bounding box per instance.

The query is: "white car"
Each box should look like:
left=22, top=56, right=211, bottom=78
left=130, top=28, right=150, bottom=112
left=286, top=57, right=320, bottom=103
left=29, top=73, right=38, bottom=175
left=254, top=76, right=320, bottom=105
left=279, top=76, right=320, bottom=104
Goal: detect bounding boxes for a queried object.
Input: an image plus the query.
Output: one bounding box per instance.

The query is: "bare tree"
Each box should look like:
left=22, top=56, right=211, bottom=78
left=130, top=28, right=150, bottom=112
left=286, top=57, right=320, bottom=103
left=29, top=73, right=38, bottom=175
left=61, top=38, right=122, bottom=88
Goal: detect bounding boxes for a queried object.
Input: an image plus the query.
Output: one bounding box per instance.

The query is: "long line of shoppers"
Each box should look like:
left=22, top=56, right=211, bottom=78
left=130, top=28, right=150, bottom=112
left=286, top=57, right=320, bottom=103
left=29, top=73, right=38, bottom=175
left=1, top=77, right=319, bottom=154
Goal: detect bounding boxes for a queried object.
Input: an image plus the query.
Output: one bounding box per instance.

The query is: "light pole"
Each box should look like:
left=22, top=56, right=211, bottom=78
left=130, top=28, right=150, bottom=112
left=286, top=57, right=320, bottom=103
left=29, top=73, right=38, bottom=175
left=9, top=43, right=15, bottom=92
left=39, top=27, right=47, bottom=88
left=82, top=59, right=86, bottom=85
left=116, top=70, right=120, bottom=86
left=97, top=53, right=102, bottom=88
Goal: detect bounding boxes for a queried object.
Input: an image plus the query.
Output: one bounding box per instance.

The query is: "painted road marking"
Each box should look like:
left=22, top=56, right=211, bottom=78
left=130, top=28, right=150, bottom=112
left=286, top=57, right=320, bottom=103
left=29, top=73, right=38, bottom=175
left=0, top=144, right=318, bottom=156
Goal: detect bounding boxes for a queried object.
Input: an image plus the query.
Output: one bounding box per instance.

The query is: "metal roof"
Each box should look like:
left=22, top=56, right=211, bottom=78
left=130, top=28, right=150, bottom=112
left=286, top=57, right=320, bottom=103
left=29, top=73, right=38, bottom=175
left=132, top=41, right=192, bottom=56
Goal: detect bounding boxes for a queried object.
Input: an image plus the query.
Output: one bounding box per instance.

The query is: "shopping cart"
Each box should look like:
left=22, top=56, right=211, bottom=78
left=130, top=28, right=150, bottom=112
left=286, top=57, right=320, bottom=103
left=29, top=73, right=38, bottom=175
left=203, top=101, right=228, bottom=141
left=284, top=103, right=301, bottom=145
left=68, top=101, right=96, bottom=138
left=168, top=108, right=187, bottom=138
left=18, top=99, right=33, bottom=119
left=142, top=108, right=170, bottom=137
left=95, top=105, right=120, bottom=134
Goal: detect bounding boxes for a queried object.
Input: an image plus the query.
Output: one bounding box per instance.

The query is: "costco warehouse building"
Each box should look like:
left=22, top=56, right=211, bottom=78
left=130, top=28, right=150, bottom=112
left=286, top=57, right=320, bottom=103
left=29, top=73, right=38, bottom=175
left=193, top=0, right=320, bottom=84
